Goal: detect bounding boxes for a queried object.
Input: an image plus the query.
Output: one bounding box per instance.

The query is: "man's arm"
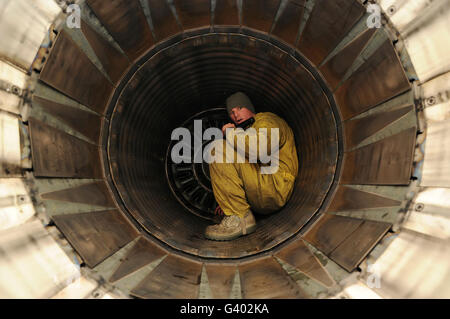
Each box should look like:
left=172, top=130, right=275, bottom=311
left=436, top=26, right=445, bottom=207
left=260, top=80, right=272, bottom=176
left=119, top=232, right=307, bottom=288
left=224, top=118, right=282, bottom=162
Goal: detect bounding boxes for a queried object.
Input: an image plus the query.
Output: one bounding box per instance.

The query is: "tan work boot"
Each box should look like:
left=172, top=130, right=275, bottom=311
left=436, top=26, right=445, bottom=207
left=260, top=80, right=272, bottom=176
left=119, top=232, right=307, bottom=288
left=205, top=211, right=257, bottom=241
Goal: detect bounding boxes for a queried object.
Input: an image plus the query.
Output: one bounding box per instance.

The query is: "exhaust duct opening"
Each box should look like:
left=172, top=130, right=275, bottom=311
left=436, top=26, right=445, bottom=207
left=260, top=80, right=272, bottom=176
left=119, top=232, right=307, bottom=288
left=106, top=32, right=340, bottom=259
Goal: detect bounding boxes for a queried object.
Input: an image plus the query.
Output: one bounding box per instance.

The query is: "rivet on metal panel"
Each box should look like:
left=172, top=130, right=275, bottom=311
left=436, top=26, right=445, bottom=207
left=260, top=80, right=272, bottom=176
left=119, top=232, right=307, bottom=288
left=426, top=96, right=436, bottom=106
left=387, top=6, right=396, bottom=15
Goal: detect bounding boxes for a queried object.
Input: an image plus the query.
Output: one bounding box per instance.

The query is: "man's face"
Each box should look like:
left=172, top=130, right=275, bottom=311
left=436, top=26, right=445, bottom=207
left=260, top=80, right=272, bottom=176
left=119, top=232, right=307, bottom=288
left=229, top=107, right=254, bottom=125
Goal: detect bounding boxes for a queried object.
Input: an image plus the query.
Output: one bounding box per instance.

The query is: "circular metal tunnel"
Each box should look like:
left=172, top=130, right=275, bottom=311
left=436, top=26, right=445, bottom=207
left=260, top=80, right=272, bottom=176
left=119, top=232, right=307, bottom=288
left=107, top=31, right=339, bottom=258
left=1, top=0, right=449, bottom=299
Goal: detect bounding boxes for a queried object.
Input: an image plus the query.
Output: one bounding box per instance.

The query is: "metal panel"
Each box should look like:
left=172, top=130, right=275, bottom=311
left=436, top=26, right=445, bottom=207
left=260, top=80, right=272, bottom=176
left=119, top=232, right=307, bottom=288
left=0, top=60, right=28, bottom=114
left=0, top=112, right=22, bottom=177
left=320, top=28, right=376, bottom=90
left=340, top=127, right=417, bottom=185
left=239, top=257, right=306, bottom=299
left=0, top=0, right=61, bottom=70
left=380, top=0, right=450, bottom=82
left=130, top=254, right=202, bottom=299
left=330, top=220, right=391, bottom=272
left=421, top=119, right=450, bottom=187
left=327, top=186, right=401, bottom=212
left=422, top=72, right=450, bottom=122
left=403, top=210, right=450, bottom=240
left=297, top=0, right=365, bottom=66
left=80, top=20, right=130, bottom=85
left=28, top=118, right=103, bottom=178
left=242, top=0, right=281, bottom=33
left=271, top=0, right=305, bottom=45
left=52, top=210, right=139, bottom=268
left=0, top=220, right=80, bottom=298
left=343, top=105, right=413, bottom=150
left=204, top=264, right=237, bottom=299
left=335, top=40, right=411, bottom=120
left=39, top=30, right=114, bottom=115
left=109, top=237, right=167, bottom=283
left=275, top=239, right=335, bottom=287
left=147, top=0, right=182, bottom=41
left=214, top=0, right=240, bottom=26
left=0, top=178, right=35, bottom=231
left=172, top=0, right=211, bottom=30
left=32, top=95, right=102, bottom=144
left=303, top=214, right=363, bottom=255
left=364, top=231, right=450, bottom=298
left=86, top=0, right=154, bottom=61
left=40, top=181, right=116, bottom=208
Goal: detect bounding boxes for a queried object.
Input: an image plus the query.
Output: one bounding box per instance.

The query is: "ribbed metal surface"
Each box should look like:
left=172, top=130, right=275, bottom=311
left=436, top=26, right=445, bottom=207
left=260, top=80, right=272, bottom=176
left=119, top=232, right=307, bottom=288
left=29, top=118, right=103, bottom=178
left=107, top=33, right=339, bottom=258
left=0, top=0, right=437, bottom=300
left=165, top=108, right=230, bottom=221
left=86, top=0, right=154, bottom=61
left=39, top=30, right=113, bottom=115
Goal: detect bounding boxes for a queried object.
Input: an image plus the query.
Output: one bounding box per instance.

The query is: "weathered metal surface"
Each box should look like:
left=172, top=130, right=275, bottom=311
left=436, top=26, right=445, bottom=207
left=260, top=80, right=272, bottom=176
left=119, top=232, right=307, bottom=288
left=340, top=127, right=417, bottom=185
left=28, top=118, right=103, bottom=178
left=403, top=187, right=450, bottom=239
left=147, top=0, right=182, bottom=41
left=327, top=185, right=401, bottom=212
left=39, top=30, right=113, bottom=115
left=86, top=0, right=154, bottom=61
left=32, top=95, right=102, bottom=144
left=130, top=255, right=202, bottom=299
left=0, top=60, right=28, bottom=114
left=204, top=264, right=237, bottom=299
left=421, top=118, right=450, bottom=188
left=335, top=40, right=412, bottom=120
left=275, top=239, right=335, bottom=287
left=0, top=113, right=22, bottom=177
left=109, top=237, right=167, bottom=283
left=172, top=0, right=211, bottom=30
left=166, top=109, right=229, bottom=220
left=0, top=220, right=80, bottom=298
left=239, top=257, right=306, bottom=299
left=80, top=20, right=130, bottom=85
left=303, top=214, right=363, bottom=255
left=343, top=105, right=413, bottom=150
left=214, top=0, right=240, bottom=26
left=0, top=179, right=34, bottom=230
left=382, top=0, right=450, bottom=83
left=52, top=210, right=139, bottom=268
left=320, top=28, right=377, bottom=90
left=40, top=181, right=116, bottom=208
left=362, top=231, right=450, bottom=298
left=105, top=33, right=338, bottom=258
left=271, top=0, right=305, bottom=45
left=0, top=0, right=61, bottom=70
left=242, top=0, right=281, bottom=33
left=298, top=0, right=365, bottom=66
left=330, top=220, right=391, bottom=272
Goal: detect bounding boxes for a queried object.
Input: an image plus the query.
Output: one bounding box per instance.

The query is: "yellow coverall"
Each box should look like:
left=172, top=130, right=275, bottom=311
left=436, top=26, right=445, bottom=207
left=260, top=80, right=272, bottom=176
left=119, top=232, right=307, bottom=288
left=209, top=112, right=298, bottom=218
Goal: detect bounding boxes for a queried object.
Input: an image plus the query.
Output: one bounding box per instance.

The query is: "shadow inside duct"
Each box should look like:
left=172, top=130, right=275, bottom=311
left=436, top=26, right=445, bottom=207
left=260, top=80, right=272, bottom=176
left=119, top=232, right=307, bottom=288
left=105, top=32, right=341, bottom=259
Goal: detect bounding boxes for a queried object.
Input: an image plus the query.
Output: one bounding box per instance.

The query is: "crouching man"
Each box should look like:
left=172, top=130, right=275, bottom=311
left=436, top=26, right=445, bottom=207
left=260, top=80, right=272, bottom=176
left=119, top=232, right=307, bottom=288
left=205, top=92, right=298, bottom=241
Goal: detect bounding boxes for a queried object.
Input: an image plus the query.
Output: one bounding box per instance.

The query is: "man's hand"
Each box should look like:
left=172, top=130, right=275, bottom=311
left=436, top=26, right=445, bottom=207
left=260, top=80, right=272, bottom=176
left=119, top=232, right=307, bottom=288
left=222, top=123, right=236, bottom=135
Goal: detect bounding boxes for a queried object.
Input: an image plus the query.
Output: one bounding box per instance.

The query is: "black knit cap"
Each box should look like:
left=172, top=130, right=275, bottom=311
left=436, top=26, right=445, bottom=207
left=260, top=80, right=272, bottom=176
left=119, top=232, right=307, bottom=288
left=226, top=92, right=256, bottom=115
